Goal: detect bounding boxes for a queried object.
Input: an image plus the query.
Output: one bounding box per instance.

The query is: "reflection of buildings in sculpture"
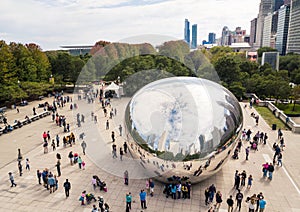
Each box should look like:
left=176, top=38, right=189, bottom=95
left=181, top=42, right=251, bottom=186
left=199, top=134, right=205, bottom=152
left=168, top=140, right=180, bottom=155
left=212, top=127, right=221, bottom=148
left=147, top=134, right=156, bottom=149
left=188, top=143, right=196, bottom=155
left=157, top=131, right=168, bottom=151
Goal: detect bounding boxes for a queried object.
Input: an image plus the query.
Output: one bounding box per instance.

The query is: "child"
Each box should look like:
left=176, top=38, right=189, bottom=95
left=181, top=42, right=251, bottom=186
left=51, top=140, right=56, bottom=151
left=25, top=158, right=30, bottom=171
left=82, top=161, right=86, bottom=170
left=247, top=175, right=253, bottom=189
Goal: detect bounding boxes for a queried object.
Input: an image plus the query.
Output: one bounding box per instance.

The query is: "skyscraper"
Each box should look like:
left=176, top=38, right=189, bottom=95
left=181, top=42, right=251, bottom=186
left=273, top=0, right=284, bottom=11
left=208, top=33, right=216, bottom=44
left=250, top=18, right=258, bottom=47
left=287, top=0, right=300, bottom=54
left=191, top=24, right=198, bottom=49
left=221, top=26, right=231, bottom=46
left=184, top=19, right=190, bottom=45
left=254, top=0, right=273, bottom=48
left=276, top=5, right=290, bottom=55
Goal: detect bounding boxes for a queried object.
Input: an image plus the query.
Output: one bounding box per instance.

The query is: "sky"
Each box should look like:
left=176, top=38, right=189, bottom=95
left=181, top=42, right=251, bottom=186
left=0, top=0, right=261, bottom=50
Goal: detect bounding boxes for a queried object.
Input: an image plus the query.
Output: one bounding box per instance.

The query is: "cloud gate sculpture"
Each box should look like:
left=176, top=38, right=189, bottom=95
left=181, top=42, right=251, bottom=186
left=124, top=77, right=243, bottom=184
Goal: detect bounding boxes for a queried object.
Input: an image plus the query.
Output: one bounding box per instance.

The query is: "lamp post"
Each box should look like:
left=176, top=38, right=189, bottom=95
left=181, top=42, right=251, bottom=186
left=17, top=80, right=20, bottom=88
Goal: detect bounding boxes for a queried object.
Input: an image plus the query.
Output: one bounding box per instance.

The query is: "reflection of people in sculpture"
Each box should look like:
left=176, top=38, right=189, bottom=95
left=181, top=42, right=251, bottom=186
left=204, top=159, right=210, bottom=170
left=193, top=165, right=203, bottom=176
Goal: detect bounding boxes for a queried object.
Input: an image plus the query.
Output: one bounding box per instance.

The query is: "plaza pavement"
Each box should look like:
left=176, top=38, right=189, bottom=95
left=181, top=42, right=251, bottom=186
left=0, top=96, right=299, bottom=212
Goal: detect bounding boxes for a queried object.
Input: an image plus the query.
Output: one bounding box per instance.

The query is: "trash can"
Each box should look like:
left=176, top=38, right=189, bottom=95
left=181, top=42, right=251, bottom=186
left=272, top=124, right=277, bottom=130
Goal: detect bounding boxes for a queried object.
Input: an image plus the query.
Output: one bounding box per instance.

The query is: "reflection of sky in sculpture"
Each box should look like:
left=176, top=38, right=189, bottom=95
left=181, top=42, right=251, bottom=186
left=129, top=77, right=241, bottom=156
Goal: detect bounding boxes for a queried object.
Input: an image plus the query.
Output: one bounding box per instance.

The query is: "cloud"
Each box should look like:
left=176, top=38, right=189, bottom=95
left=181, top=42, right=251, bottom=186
left=0, top=0, right=261, bottom=50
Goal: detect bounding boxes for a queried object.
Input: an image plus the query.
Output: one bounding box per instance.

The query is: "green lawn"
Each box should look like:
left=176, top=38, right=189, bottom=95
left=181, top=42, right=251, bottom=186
left=253, top=105, right=288, bottom=130
left=275, top=103, right=300, bottom=115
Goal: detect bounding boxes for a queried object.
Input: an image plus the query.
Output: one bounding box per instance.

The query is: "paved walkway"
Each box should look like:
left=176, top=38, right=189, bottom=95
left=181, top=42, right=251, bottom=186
left=0, top=96, right=299, bottom=212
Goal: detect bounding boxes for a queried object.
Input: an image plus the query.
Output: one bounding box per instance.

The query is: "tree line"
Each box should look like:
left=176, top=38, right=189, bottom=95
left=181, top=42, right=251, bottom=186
left=1, top=39, right=300, bottom=106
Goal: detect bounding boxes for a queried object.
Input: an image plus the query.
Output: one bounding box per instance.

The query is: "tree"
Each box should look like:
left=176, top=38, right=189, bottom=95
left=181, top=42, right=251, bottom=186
left=292, top=86, right=300, bottom=111
left=257, top=47, right=277, bottom=57
left=229, top=82, right=246, bottom=100
left=214, top=55, right=240, bottom=85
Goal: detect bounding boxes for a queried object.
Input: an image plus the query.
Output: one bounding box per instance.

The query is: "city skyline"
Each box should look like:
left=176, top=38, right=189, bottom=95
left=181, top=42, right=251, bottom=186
left=0, top=0, right=260, bottom=50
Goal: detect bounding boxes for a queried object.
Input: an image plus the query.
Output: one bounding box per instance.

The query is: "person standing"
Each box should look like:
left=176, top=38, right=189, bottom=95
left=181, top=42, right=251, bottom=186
left=92, top=205, right=98, bottom=212
left=112, top=144, right=117, bottom=159
left=111, top=131, right=115, bottom=142
left=124, top=170, right=129, bottom=185
left=149, top=179, right=155, bottom=197
left=8, top=172, right=17, bottom=187
left=106, top=120, right=109, bottom=130
left=277, top=152, right=283, bottom=166
left=56, top=160, right=61, bottom=177
left=226, top=195, right=234, bottom=212
left=208, top=184, right=216, bottom=203
left=120, top=148, right=124, bottom=161
left=119, top=124, right=122, bottom=136
left=56, top=134, right=60, bottom=147
left=240, top=170, right=246, bottom=187
left=126, top=192, right=132, bottom=211
left=259, top=197, right=266, bottom=212
left=68, top=151, right=74, bottom=165
left=78, top=156, right=82, bottom=169
left=37, top=170, right=42, bottom=184
left=236, top=189, right=243, bottom=211
left=63, top=179, right=71, bottom=198
left=81, top=140, right=87, bottom=155
left=139, top=189, right=147, bottom=209
left=18, top=162, right=23, bottom=176
left=204, top=187, right=210, bottom=205
left=246, top=146, right=250, bottom=160
left=123, top=142, right=128, bottom=154
left=25, top=158, right=30, bottom=171
left=268, top=163, right=275, bottom=180
left=215, top=191, right=223, bottom=210
left=51, top=140, right=56, bottom=151
left=247, top=175, right=253, bottom=189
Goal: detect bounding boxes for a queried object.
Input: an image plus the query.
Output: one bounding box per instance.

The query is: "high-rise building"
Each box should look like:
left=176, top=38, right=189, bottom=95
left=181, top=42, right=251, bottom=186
left=191, top=24, right=198, bottom=49
left=221, top=26, right=231, bottom=46
left=184, top=19, right=190, bottom=45
left=276, top=5, right=290, bottom=55
left=273, top=0, right=284, bottom=11
left=250, top=18, right=258, bottom=47
left=262, top=11, right=278, bottom=48
left=287, top=0, right=300, bottom=54
left=254, top=0, right=273, bottom=48
left=208, top=33, right=216, bottom=44
left=232, top=27, right=246, bottom=43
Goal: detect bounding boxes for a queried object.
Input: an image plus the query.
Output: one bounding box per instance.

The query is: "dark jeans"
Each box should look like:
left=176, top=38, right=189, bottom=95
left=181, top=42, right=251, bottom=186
left=124, top=178, right=128, bottom=185
left=237, top=200, right=242, bottom=211
left=65, top=189, right=69, bottom=197
left=141, top=200, right=146, bottom=209
left=126, top=202, right=131, bottom=210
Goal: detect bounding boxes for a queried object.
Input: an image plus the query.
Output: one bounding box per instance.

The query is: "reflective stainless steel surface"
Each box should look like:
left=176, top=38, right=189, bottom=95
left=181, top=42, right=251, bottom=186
left=124, top=77, right=243, bottom=183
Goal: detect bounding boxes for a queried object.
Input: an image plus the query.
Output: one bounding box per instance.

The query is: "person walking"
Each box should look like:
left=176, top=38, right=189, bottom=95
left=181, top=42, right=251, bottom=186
left=81, top=140, right=87, bottom=155
left=149, top=179, right=155, bottom=197
left=240, top=170, right=246, bottom=187
left=112, top=144, right=117, bottom=159
left=63, top=179, right=71, bottom=198
left=139, top=189, right=147, bottom=209
left=25, top=158, right=30, bottom=171
left=68, top=151, right=74, bottom=165
left=124, top=170, right=129, bottom=185
left=236, top=189, right=243, bottom=211
left=8, top=172, right=17, bottom=187
left=204, top=187, right=210, bottom=205
left=126, top=192, right=132, bottom=211
left=208, top=184, right=216, bottom=203
left=226, top=195, right=234, bottom=212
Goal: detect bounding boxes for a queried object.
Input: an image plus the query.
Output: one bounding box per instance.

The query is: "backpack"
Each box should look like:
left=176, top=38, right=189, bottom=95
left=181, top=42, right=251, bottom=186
left=237, top=193, right=243, bottom=200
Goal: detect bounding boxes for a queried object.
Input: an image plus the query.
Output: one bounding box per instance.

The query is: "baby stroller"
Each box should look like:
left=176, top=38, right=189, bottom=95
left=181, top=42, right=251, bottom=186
left=86, top=193, right=97, bottom=204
